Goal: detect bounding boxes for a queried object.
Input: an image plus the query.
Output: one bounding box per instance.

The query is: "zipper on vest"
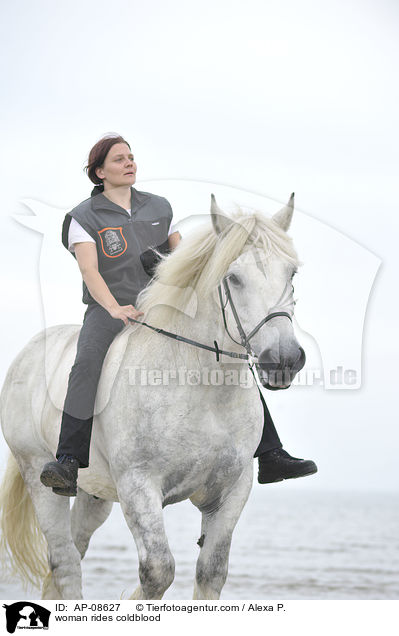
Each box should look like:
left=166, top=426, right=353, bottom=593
left=127, top=216, right=142, bottom=256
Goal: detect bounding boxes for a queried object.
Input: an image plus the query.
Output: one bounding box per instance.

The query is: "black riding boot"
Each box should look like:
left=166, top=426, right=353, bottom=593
left=40, top=411, right=93, bottom=497
left=55, top=411, right=93, bottom=468
left=40, top=455, right=79, bottom=496
left=254, top=387, right=317, bottom=484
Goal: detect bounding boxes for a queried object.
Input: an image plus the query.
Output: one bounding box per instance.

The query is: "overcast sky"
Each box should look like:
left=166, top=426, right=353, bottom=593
left=0, top=0, right=398, bottom=493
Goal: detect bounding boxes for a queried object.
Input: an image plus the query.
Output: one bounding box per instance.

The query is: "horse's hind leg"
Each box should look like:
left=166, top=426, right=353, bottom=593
left=42, top=489, right=110, bottom=599
left=117, top=473, right=175, bottom=599
left=71, top=488, right=113, bottom=559
left=19, top=459, right=83, bottom=599
left=192, top=464, right=253, bottom=600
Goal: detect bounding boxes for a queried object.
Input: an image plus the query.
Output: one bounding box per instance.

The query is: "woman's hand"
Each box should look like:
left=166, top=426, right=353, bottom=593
left=108, top=304, right=144, bottom=326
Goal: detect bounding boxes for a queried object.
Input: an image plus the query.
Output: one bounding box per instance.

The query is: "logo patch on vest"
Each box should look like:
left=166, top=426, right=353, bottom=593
left=98, top=227, right=127, bottom=258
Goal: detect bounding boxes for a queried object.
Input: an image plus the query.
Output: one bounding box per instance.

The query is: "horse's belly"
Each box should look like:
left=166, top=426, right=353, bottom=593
left=77, top=468, right=119, bottom=501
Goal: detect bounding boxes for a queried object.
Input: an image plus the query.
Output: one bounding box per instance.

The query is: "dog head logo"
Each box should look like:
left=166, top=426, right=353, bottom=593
left=2, top=602, right=50, bottom=633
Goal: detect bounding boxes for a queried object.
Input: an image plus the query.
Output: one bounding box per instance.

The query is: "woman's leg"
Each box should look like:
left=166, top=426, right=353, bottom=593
left=254, top=387, right=317, bottom=484
left=253, top=388, right=282, bottom=457
left=56, top=303, right=125, bottom=467
left=40, top=303, right=126, bottom=496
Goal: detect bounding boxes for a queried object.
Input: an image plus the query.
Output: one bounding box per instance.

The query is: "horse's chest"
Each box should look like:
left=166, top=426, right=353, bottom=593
left=160, top=441, right=249, bottom=505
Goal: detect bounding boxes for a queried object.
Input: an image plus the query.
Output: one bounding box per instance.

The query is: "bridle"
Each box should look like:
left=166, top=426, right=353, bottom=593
left=217, top=276, right=293, bottom=360
left=129, top=275, right=295, bottom=365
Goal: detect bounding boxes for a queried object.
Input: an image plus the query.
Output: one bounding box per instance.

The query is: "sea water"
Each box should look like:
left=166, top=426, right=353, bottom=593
left=1, top=488, right=398, bottom=600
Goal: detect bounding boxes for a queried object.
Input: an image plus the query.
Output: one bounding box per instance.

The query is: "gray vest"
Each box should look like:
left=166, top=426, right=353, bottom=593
left=62, top=187, right=173, bottom=305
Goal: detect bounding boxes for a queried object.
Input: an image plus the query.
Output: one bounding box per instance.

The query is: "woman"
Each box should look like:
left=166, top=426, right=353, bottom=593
left=40, top=133, right=317, bottom=497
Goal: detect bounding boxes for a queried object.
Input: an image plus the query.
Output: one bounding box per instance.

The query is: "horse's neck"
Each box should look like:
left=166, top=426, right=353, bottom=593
left=134, top=294, right=245, bottom=370
left=178, top=295, right=244, bottom=363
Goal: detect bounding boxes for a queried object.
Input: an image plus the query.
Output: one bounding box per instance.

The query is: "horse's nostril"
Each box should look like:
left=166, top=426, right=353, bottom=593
left=297, top=346, right=306, bottom=370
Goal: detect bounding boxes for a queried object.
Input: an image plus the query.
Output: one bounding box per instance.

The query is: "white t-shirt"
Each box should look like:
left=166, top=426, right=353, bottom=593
left=68, top=209, right=177, bottom=252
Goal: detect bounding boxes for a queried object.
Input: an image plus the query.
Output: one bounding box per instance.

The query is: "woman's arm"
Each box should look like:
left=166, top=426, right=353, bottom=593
left=74, top=242, right=143, bottom=325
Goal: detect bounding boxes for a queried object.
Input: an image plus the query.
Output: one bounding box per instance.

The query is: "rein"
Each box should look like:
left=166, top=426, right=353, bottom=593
left=128, top=277, right=293, bottom=365
left=128, top=315, right=249, bottom=362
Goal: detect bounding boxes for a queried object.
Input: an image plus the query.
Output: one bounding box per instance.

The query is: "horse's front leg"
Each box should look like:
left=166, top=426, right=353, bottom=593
left=192, top=463, right=253, bottom=600
left=116, top=470, right=175, bottom=599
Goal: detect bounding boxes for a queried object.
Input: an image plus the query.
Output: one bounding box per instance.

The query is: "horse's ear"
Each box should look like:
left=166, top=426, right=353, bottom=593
left=210, top=194, right=233, bottom=235
left=272, top=193, right=295, bottom=231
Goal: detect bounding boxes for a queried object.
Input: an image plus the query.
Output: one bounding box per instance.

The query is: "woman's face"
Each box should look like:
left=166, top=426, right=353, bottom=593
left=95, top=142, right=137, bottom=188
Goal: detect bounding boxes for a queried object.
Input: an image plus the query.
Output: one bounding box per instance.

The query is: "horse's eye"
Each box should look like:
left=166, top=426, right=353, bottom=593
left=228, top=274, right=241, bottom=286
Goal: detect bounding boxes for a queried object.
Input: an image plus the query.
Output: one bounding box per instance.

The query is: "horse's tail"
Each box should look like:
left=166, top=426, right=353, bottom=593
left=0, top=453, right=48, bottom=589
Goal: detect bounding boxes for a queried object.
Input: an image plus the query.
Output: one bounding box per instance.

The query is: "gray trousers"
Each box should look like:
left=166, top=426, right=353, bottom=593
left=57, top=303, right=281, bottom=468
left=57, top=303, right=125, bottom=466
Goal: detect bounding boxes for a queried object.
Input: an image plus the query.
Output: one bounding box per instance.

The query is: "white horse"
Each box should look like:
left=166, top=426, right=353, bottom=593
left=0, top=194, right=304, bottom=600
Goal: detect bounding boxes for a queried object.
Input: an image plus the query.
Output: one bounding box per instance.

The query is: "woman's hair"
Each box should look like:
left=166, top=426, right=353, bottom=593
left=84, top=133, right=131, bottom=195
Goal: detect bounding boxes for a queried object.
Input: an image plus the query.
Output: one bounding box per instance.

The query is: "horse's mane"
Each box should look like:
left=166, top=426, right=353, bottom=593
left=136, top=207, right=299, bottom=330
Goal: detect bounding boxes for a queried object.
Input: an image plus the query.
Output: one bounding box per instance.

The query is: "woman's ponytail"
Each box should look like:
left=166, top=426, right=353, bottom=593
left=90, top=183, right=104, bottom=197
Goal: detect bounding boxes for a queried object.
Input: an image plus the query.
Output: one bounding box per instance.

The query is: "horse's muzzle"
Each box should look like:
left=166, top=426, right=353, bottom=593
left=257, top=346, right=306, bottom=390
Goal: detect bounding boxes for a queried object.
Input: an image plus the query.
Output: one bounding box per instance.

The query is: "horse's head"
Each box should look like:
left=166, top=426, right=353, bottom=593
left=211, top=194, right=305, bottom=390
